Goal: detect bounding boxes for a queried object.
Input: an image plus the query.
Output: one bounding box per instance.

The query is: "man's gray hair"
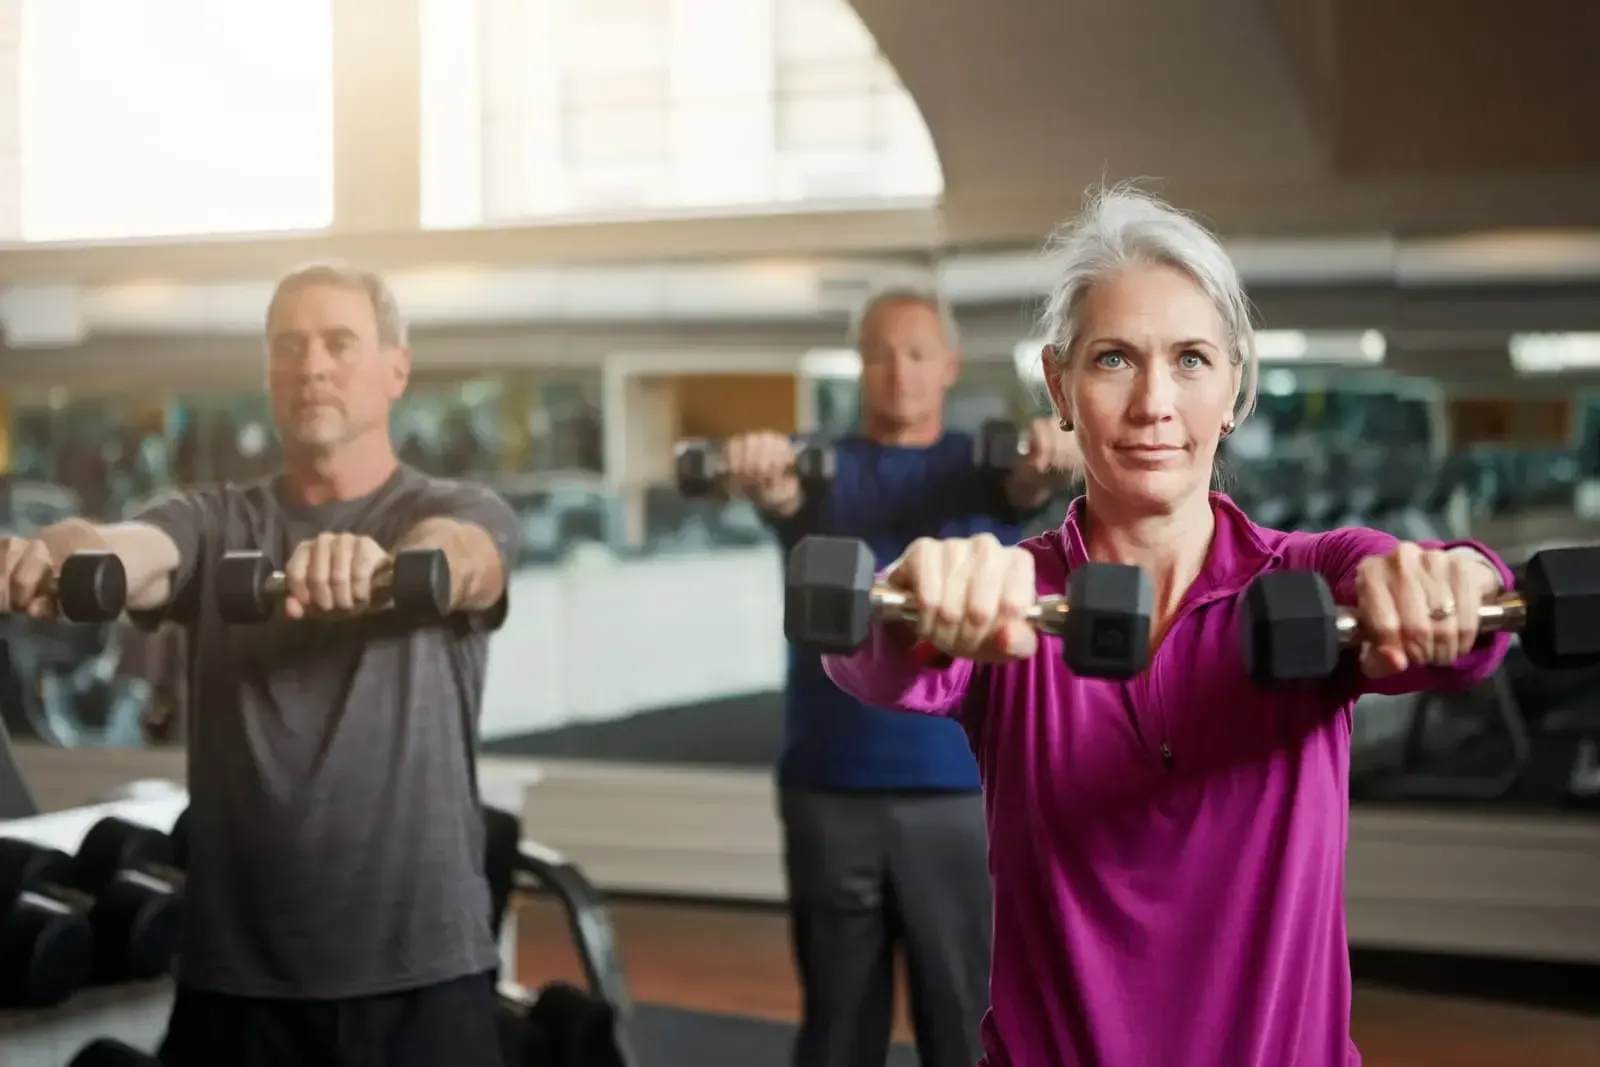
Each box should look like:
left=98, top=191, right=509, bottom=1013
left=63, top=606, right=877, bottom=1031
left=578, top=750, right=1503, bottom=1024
left=848, top=285, right=960, bottom=351
left=266, top=260, right=408, bottom=348
left=1039, top=184, right=1258, bottom=423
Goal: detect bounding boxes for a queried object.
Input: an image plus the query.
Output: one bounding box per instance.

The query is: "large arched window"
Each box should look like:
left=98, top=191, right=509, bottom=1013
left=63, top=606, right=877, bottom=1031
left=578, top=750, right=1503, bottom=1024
left=16, top=0, right=335, bottom=243
left=419, top=0, right=942, bottom=228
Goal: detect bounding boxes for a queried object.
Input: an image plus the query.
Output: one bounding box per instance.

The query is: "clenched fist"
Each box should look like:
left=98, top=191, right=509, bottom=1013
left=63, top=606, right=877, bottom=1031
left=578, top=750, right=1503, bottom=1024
left=883, top=534, right=1038, bottom=662
left=1007, top=417, right=1081, bottom=509
left=1354, top=542, right=1502, bottom=678
left=283, top=533, right=390, bottom=619
left=0, top=537, right=58, bottom=618
left=1018, top=417, right=1082, bottom=476
left=722, top=432, right=803, bottom=514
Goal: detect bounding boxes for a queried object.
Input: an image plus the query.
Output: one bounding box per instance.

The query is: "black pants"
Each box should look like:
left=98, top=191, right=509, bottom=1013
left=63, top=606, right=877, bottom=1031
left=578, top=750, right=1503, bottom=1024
left=158, top=970, right=505, bottom=1067
left=780, top=788, right=992, bottom=1067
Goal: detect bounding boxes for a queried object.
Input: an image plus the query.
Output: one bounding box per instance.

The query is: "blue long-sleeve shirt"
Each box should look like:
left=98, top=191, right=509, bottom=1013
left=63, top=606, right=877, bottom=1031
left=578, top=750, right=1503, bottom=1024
left=766, top=431, right=1034, bottom=791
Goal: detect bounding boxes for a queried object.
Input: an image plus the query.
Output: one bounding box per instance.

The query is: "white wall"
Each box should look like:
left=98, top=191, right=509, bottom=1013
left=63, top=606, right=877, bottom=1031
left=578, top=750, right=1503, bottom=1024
left=480, top=546, right=788, bottom=739
left=0, top=0, right=18, bottom=241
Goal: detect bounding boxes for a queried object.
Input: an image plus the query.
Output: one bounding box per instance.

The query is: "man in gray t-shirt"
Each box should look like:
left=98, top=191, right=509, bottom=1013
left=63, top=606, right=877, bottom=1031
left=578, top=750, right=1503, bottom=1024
left=1, top=263, right=520, bottom=1067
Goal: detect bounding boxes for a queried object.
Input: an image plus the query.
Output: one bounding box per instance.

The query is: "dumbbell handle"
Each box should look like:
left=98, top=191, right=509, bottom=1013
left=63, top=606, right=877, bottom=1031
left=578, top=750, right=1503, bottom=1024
left=688, top=446, right=824, bottom=475
left=1332, top=592, right=1527, bottom=645
left=700, top=455, right=815, bottom=475
left=869, top=584, right=1073, bottom=638
left=258, top=560, right=400, bottom=599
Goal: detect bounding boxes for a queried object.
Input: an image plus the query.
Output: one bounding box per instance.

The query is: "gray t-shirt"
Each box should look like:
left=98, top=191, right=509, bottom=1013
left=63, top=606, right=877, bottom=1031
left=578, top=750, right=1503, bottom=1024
left=128, top=464, right=520, bottom=999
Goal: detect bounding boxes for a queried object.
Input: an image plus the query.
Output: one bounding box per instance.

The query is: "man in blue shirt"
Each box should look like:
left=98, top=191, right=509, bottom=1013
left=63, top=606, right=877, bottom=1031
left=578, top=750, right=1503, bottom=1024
left=720, top=288, right=1076, bottom=1067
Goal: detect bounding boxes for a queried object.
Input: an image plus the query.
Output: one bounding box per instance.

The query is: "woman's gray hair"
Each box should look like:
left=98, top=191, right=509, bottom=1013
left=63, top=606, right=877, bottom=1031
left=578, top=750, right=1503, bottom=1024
left=1038, top=184, right=1257, bottom=423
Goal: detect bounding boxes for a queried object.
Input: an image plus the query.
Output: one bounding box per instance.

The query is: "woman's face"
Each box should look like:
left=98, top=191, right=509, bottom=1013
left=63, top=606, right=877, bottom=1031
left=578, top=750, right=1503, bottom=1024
left=1043, top=264, right=1239, bottom=515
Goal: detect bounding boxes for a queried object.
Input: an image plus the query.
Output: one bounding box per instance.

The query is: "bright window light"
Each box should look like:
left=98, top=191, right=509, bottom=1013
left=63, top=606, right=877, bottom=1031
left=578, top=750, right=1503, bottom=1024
left=1509, top=333, right=1600, bottom=374
left=1013, top=337, right=1047, bottom=386
left=1257, top=330, right=1385, bottom=365
left=18, top=0, right=335, bottom=242
left=800, top=348, right=862, bottom=379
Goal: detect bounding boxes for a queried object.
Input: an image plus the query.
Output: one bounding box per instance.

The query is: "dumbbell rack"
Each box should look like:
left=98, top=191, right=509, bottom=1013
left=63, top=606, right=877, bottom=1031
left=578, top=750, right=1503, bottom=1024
left=0, top=734, right=640, bottom=1067
left=0, top=792, right=186, bottom=1066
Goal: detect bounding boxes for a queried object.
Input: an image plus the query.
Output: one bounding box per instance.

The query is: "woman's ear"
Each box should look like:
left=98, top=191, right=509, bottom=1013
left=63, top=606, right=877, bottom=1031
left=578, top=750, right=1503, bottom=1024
left=1039, top=344, right=1071, bottom=424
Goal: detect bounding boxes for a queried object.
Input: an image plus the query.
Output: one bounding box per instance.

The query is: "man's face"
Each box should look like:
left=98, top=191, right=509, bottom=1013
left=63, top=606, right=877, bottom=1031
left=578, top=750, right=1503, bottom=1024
left=857, top=299, right=959, bottom=431
left=265, top=282, right=409, bottom=452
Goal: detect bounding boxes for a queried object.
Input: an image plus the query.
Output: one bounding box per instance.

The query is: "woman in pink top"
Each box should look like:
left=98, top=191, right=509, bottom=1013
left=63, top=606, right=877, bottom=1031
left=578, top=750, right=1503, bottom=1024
left=821, top=187, right=1512, bottom=1067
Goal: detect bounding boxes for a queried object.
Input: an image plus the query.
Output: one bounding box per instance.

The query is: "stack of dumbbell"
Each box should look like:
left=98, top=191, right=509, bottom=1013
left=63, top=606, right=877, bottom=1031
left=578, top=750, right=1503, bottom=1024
left=0, top=812, right=185, bottom=1063
left=53, top=814, right=192, bottom=1066
left=16, top=805, right=634, bottom=1066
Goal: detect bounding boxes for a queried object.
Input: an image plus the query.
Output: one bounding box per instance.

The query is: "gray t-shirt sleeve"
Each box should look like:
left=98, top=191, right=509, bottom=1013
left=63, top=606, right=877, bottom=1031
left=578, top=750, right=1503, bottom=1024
left=404, top=478, right=520, bottom=632
left=124, top=487, right=220, bottom=632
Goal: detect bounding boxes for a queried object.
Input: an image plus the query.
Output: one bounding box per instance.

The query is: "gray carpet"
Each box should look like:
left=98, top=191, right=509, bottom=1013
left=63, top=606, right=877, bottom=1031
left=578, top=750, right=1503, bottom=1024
left=632, top=1004, right=919, bottom=1066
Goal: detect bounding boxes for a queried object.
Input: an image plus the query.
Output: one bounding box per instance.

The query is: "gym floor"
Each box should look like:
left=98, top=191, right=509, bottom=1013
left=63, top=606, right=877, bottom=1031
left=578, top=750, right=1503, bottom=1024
left=513, top=896, right=1600, bottom=1067
left=14, top=741, right=1600, bottom=1063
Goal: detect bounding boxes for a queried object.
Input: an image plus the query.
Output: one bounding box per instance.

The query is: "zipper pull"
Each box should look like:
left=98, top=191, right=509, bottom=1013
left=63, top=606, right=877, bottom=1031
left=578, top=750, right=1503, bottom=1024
left=1160, top=742, right=1173, bottom=769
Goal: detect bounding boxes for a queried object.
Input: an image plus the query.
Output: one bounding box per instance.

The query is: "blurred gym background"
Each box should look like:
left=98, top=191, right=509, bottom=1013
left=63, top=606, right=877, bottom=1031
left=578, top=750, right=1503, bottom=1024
left=1, top=0, right=1599, bottom=1062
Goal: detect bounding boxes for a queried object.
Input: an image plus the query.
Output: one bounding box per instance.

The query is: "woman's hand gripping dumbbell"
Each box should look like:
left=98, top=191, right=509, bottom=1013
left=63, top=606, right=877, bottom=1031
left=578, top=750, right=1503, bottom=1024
left=785, top=534, right=1154, bottom=678
left=1239, top=543, right=1600, bottom=685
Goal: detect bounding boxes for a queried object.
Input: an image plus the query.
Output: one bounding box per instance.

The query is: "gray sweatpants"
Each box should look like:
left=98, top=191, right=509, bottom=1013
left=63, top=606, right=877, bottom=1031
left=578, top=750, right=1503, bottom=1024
left=779, top=787, right=992, bottom=1067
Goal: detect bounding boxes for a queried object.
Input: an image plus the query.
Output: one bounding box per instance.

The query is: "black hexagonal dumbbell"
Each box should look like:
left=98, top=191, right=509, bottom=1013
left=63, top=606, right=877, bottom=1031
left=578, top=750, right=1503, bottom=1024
left=213, top=548, right=452, bottom=623
left=784, top=535, right=1153, bottom=680
left=0, top=838, right=94, bottom=1008
left=1237, top=546, right=1600, bottom=686
left=673, top=436, right=837, bottom=500
left=1517, top=547, right=1600, bottom=670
